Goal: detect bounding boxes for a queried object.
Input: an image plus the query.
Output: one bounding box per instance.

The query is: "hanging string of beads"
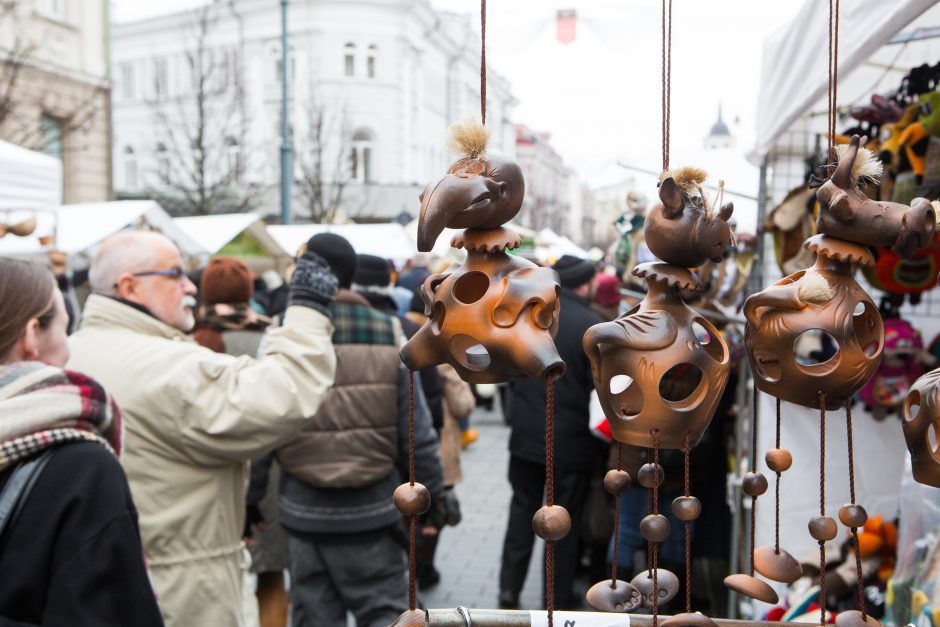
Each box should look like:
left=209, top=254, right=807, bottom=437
left=480, top=0, right=486, bottom=126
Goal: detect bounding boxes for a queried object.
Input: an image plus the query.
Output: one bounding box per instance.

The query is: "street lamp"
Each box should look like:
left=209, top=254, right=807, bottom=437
left=280, top=0, right=293, bottom=225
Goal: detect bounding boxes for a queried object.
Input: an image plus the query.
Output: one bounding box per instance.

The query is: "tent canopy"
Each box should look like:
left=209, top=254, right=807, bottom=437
left=0, top=201, right=205, bottom=258
left=752, top=0, right=939, bottom=161
left=0, top=140, right=62, bottom=211
left=267, top=223, right=417, bottom=263
left=173, top=214, right=288, bottom=259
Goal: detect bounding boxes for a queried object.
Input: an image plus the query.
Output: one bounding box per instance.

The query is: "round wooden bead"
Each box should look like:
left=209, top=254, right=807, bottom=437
left=393, top=482, right=430, bottom=516
left=532, top=505, right=571, bottom=542
left=838, top=504, right=868, bottom=528
left=585, top=579, right=642, bottom=612
left=604, top=469, right=632, bottom=494
left=808, top=515, right=838, bottom=542
left=671, top=496, right=702, bottom=521
left=765, top=448, right=793, bottom=472
left=390, top=609, right=428, bottom=626
left=834, top=610, right=881, bottom=627
left=640, top=513, right=671, bottom=543
left=637, top=463, right=664, bottom=488
left=742, top=472, right=768, bottom=497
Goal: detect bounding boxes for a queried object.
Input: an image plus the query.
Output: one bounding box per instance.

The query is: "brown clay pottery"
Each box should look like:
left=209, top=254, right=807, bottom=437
left=585, top=579, right=642, bottom=613
left=723, top=573, right=778, bottom=604
left=903, top=369, right=940, bottom=487
left=9, top=215, right=37, bottom=237
left=631, top=568, right=680, bottom=607
left=816, top=134, right=935, bottom=259
left=644, top=169, right=734, bottom=268
left=390, top=609, right=428, bottom=626
left=400, top=228, right=564, bottom=383
left=744, top=235, right=883, bottom=410
left=583, top=263, right=730, bottom=449
left=834, top=610, right=881, bottom=627
left=661, top=613, right=719, bottom=627
left=753, top=545, right=803, bottom=583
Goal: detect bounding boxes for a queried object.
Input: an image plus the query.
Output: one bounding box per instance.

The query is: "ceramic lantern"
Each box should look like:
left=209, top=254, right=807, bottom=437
left=903, top=369, right=940, bottom=487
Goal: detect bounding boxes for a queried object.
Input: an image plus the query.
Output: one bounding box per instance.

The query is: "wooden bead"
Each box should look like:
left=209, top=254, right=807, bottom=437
left=631, top=569, right=679, bottom=607
left=838, top=504, right=868, bottom=528
left=742, top=472, right=768, bottom=497
left=765, top=448, right=793, bottom=472
left=661, top=613, right=720, bottom=627
left=753, top=545, right=803, bottom=583
left=640, top=513, right=671, bottom=543
left=390, top=609, right=428, bottom=626
left=532, top=505, right=571, bottom=541
left=393, top=482, right=430, bottom=516
left=834, top=610, right=881, bottom=627
left=808, top=515, right=838, bottom=542
left=672, top=496, right=702, bottom=521
left=585, top=579, right=642, bottom=612
left=604, top=469, right=632, bottom=494
left=723, top=573, right=779, bottom=604
left=638, top=463, right=664, bottom=488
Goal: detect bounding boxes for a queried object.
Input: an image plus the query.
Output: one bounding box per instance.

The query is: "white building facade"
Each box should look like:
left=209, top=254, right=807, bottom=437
left=111, top=0, right=517, bottom=221
left=513, top=124, right=580, bottom=240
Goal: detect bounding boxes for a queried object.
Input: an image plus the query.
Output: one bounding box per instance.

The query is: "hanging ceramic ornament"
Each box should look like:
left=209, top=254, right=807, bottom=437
left=903, top=368, right=940, bottom=487
left=400, top=120, right=565, bottom=384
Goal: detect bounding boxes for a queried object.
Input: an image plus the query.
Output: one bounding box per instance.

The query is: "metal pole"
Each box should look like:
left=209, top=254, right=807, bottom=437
left=420, top=608, right=784, bottom=626
left=279, top=0, right=293, bottom=225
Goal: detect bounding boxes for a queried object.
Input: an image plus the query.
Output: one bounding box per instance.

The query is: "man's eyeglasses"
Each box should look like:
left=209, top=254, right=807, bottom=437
left=113, top=267, right=188, bottom=288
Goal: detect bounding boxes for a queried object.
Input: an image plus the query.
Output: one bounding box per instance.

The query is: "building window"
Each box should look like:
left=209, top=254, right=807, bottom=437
left=37, top=0, right=65, bottom=20
left=121, top=62, right=135, bottom=100
left=344, top=43, right=356, bottom=77
left=155, top=143, right=169, bottom=180
left=124, top=146, right=138, bottom=189
left=226, top=137, right=240, bottom=182
left=350, top=129, right=375, bottom=183
left=367, top=44, right=377, bottom=79
left=153, top=58, right=168, bottom=98
left=40, top=115, right=63, bottom=159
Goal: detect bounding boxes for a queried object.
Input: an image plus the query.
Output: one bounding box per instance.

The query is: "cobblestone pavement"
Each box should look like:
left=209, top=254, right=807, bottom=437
left=419, top=401, right=546, bottom=611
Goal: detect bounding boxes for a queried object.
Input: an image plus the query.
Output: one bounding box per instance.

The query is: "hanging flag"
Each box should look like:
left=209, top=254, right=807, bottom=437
left=556, top=9, right=576, bottom=45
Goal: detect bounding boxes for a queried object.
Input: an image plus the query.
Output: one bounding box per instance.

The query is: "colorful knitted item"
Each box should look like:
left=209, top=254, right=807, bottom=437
left=0, top=362, right=123, bottom=469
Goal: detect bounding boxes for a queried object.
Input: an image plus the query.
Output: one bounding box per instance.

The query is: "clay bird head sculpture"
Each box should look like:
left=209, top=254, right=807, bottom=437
left=416, top=120, right=525, bottom=252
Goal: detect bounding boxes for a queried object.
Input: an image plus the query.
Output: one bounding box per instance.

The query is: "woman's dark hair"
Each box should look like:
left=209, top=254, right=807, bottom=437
left=0, top=257, right=56, bottom=360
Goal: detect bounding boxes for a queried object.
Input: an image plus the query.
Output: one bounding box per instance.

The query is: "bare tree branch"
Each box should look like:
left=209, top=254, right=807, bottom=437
left=295, top=92, right=355, bottom=224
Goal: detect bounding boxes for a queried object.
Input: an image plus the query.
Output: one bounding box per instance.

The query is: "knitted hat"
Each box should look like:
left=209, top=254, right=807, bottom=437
left=304, top=233, right=357, bottom=289
left=353, top=254, right=391, bottom=287
left=593, top=273, right=622, bottom=307
left=552, top=254, right=596, bottom=289
left=201, top=257, right=253, bottom=305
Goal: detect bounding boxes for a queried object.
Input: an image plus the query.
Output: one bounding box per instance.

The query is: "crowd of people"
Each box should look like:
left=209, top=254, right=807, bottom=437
left=0, top=230, right=738, bottom=626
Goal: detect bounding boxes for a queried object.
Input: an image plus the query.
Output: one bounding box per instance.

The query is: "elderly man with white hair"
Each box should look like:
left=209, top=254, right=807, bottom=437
left=67, top=231, right=338, bottom=627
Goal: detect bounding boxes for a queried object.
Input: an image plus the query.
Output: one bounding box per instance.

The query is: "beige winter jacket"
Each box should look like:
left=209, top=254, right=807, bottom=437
left=67, top=295, right=335, bottom=627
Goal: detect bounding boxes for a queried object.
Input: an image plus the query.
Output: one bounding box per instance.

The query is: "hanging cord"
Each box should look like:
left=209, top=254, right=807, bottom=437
left=611, top=443, right=623, bottom=586
left=683, top=432, right=692, bottom=613
left=480, top=0, right=487, bottom=126
left=749, top=389, right=758, bottom=576
left=652, top=429, right=661, bottom=627
left=775, top=397, right=782, bottom=553
left=818, top=392, right=828, bottom=625
left=407, top=371, right=417, bottom=611
left=545, top=375, right=556, bottom=627
left=846, top=401, right=867, bottom=619
left=661, top=0, right=673, bottom=172
left=827, top=0, right=841, bottom=173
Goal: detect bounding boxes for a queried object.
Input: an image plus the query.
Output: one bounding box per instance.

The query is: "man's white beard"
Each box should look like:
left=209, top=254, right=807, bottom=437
left=180, top=296, right=197, bottom=331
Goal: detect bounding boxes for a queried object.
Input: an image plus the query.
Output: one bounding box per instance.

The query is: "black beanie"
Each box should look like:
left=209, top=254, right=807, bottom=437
left=552, top=254, right=596, bottom=289
left=353, top=254, right=391, bottom=287
left=304, top=233, right=357, bottom=289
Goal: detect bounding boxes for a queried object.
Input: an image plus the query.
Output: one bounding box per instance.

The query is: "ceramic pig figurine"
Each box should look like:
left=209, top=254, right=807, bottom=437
left=644, top=169, right=734, bottom=268
left=816, top=135, right=936, bottom=259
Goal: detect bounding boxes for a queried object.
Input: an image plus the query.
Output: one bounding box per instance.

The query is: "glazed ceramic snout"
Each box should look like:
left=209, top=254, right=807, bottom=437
left=903, top=369, right=940, bottom=488
left=583, top=264, right=730, bottom=449
left=400, top=246, right=564, bottom=384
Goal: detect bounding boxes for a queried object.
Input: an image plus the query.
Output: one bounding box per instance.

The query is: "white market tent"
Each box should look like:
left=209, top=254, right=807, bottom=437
left=0, top=200, right=205, bottom=259
left=753, top=0, right=940, bottom=161
left=267, top=222, right=417, bottom=263
left=535, top=228, right=591, bottom=263
left=173, top=214, right=289, bottom=259
left=0, top=140, right=62, bottom=211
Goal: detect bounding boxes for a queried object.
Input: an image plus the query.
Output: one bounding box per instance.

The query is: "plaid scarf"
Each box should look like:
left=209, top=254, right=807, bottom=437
left=196, top=302, right=271, bottom=332
left=0, top=362, right=123, bottom=470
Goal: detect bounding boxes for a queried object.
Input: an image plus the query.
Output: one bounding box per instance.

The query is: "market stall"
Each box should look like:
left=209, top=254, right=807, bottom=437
left=173, top=213, right=290, bottom=273
left=269, top=222, right=429, bottom=265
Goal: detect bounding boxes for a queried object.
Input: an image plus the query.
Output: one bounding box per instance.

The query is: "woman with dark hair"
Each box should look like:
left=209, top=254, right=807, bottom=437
left=0, top=257, right=163, bottom=626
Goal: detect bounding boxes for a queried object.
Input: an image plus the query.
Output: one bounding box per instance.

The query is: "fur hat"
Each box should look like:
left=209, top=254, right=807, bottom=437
left=305, top=233, right=357, bottom=289
left=353, top=254, right=391, bottom=287
left=593, top=273, right=621, bottom=307
left=201, top=257, right=253, bottom=305
left=552, top=254, right=596, bottom=289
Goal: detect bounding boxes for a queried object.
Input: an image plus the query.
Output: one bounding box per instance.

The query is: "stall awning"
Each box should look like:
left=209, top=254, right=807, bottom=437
left=0, top=140, right=62, bottom=210
left=752, top=0, right=939, bottom=161
left=173, top=213, right=288, bottom=259
left=267, top=223, right=417, bottom=263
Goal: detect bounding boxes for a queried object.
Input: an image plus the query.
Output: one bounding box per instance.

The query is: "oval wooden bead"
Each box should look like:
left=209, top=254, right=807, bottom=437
left=390, top=609, right=428, bottom=626
left=604, top=469, right=632, bottom=495
left=631, top=569, right=680, bottom=607
left=585, top=579, right=642, bottom=613
left=393, top=482, right=431, bottom=516
left=723, top=573, right=779, bottom=604
left=834, top=610, right=881, bottom=627
left=753, top=545, right=803, bottom=583
left=672, top=496, right=702, bottom=521
left=742, top=472, right=768, bottom=497
left=765, top=448, right=793, bottom=472
left=838, top=504, right=868, bottom=528
left=638, top=463, right=664, bottom=488
left=532, top=505, right=571, bottom=541
left=661, top=613, right=720, bottom=627
left=640, top=513, right=671, bottom=543
left=808, top=515, right=838, bottom=542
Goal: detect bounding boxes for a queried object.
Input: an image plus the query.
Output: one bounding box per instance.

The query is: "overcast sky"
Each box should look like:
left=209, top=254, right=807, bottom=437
left=113, top=0, right=807, bottom=196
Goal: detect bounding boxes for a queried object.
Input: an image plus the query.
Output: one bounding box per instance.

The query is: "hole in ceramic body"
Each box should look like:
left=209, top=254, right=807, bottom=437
left=659, top=363, right=703, bottom=404
left=692, top=321, right=711, bottom=345
left=793, top=329, right=840, bottom=367
left=752, top=345, right=782, bottom=383
left=905, top=390, right=921, bottom=423
left=450, top=334, right=490, bottom=371
left=852, top=301, right=882, bottom=358
left=431, top=302, right=446, bottom=334
left=610, top=374, right=634, bottom=395
left=929, top=423, right=939, bottom=453
left=453, top=271, right=489, bottom=304
left=693, top=317, right=726, bottom=362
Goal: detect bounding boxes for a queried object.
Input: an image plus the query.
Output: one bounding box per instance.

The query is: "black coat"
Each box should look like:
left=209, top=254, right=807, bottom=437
left=507, top=289, right=606, bottom=473
left=0, top=443, right=164, bottom=627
